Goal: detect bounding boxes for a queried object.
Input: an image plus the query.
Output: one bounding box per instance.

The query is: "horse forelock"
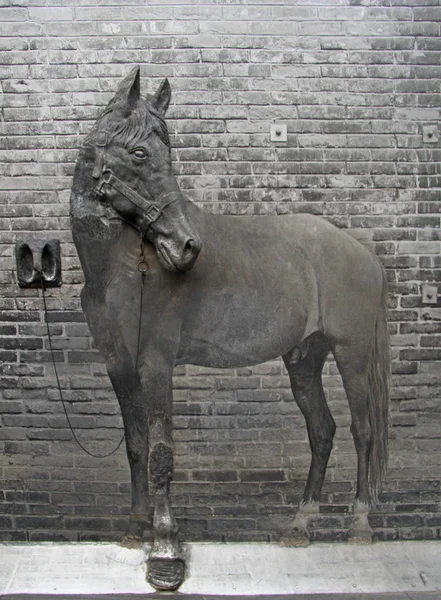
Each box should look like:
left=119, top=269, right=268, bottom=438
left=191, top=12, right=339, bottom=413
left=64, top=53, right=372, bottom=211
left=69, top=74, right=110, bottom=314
left=147, top=106, right=170, bottom=148
left=85, top=100, right=170, bottom=150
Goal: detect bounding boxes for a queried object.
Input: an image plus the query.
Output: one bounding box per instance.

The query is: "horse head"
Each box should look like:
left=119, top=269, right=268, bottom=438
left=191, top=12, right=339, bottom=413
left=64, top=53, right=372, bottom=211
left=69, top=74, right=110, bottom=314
left=87, top=66, right=201, bottom=272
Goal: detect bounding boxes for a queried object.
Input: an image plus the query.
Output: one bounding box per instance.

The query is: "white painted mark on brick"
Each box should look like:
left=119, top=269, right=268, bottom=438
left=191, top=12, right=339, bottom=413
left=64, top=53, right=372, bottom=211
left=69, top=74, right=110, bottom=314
left=102, top=23, right=121, bottom=34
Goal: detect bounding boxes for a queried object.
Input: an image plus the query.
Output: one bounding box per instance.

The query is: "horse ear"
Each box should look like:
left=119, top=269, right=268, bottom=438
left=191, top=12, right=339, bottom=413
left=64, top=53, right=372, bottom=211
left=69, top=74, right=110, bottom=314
left=149, top=78, right=171, bottom=115
left=111, top=66, right=141, bottom=116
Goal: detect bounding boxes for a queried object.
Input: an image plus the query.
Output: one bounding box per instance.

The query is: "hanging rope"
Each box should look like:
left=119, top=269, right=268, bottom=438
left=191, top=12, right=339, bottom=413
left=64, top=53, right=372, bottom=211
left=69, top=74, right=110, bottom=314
left=40, top=246, right=147, bottom=459
left=136, top=234, right=148, bottom=370
left=41, top=277, right=125, bottom=458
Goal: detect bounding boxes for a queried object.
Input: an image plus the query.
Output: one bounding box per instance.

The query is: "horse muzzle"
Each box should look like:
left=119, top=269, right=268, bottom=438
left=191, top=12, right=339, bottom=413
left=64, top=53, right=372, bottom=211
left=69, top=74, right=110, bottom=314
left=156, top=235, right=201, bottom=273
left=95, top=167, right=201, bottom=272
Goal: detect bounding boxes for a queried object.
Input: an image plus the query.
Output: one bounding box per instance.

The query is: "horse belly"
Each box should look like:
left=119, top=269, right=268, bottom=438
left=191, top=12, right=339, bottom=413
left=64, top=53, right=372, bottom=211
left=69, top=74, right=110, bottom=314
left=177, top=292, right=310, bottom=369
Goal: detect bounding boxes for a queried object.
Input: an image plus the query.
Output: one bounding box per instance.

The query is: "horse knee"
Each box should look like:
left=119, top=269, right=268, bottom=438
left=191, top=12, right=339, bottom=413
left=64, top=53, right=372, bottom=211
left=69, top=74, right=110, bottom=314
left=107, top=362, right=135, bottom=390
left=126, top=444, right=145, bottom=465
left=150, top=442, right=174, bottom=489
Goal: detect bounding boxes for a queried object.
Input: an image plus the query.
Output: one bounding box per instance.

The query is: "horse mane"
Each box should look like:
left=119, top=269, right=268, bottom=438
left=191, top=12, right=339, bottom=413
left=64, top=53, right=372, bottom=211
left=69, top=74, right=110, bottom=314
left=86, top=99, right=170, bottom=149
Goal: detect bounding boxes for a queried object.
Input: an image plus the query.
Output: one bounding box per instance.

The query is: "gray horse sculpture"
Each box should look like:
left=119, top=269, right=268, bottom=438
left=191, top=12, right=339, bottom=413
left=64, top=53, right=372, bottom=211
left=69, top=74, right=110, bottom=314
left=70, top=67, right=390, bottom=591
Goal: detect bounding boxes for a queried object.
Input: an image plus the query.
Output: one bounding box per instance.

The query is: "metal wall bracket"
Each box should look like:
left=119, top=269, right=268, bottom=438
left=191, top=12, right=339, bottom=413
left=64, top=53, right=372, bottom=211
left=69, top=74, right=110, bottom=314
left=422, top=125, right=439, bottom=144
left=422, top=283, right=438, bottom=305
left=15, top=239, right=62, bottom=288
left=270, top=123, right=287, bottom=142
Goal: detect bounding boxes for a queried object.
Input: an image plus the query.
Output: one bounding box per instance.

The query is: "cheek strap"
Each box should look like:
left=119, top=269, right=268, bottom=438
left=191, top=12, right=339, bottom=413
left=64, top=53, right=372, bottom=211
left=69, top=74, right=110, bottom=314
left=96, top=168, right=181, bottom=228
left=92, top=131, right=180, bottom=229
left=92, top=131, right=108, bottom=179
left=92, top=147, right=105, bottom=179
left=97, top=169, right=161, bottom=224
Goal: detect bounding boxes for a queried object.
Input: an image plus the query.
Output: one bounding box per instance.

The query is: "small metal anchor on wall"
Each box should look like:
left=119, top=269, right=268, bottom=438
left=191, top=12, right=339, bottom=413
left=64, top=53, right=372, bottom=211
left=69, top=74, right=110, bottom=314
left=15, top=239, right=62, bottom=288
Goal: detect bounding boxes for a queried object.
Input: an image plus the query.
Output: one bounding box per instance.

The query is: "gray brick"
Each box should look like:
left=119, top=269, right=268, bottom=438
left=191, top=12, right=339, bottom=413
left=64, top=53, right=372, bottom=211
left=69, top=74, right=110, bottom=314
left=1, top=0, right=440, bottom=545
left=414, top=7, right=441, bottom=21
left=0, top=8, right=27, bottom=21
left=29, top=7, right=73, bottom=21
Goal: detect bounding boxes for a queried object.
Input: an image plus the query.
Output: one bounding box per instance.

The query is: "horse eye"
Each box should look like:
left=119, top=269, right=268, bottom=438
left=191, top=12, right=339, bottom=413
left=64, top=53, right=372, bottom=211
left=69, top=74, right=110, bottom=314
left=131, top=148, right=148, bottom=161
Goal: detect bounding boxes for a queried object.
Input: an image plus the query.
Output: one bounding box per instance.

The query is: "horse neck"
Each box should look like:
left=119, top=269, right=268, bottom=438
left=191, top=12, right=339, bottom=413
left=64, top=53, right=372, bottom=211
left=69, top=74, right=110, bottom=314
left=70, top=144, right=102, bottom=220
left=71, top=144, right=129, bottom=287
left=183, top=196, right=205, bottom=227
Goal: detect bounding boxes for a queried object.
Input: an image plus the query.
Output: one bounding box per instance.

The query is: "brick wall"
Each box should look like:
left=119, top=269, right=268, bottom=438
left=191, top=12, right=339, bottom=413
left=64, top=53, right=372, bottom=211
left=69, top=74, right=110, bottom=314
left=0, top=0, right=440, bottom=543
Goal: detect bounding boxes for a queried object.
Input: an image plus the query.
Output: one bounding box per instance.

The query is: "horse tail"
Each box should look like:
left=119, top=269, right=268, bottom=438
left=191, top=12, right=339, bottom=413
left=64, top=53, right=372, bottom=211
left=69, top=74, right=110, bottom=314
left=367, top=266, right=390, bottom=502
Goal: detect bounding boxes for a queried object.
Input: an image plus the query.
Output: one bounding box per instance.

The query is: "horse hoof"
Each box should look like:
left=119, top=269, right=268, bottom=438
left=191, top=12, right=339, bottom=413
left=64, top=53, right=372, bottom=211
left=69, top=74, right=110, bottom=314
left=348, top=532, right=373, bottom=545
left=147, top=556, right=185, bottom=591
left=348, top=535, right=372, bottom=545
left=279, top=531, right=310, bottom=547
left=120, top=535, right=143, bottom=549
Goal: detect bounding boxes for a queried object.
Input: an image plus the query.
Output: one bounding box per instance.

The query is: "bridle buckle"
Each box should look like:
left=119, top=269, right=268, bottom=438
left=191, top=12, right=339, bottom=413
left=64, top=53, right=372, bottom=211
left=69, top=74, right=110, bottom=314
left=145, top=204, right=160, bottom=223
left=95, top=169, right=113, bottom=199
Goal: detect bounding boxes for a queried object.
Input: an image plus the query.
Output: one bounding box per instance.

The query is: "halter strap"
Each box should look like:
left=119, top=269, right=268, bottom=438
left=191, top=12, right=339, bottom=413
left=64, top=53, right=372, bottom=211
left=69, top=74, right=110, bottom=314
left=93, top=127, right=179, bottom=228
left=92, top=131, right=108, bottom=179
left=96, top=168, right=180, bottom=227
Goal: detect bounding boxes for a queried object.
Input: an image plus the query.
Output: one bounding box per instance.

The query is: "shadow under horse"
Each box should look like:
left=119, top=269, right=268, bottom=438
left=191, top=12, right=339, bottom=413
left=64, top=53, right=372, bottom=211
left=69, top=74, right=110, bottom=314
left=70, top=67, right=390, bottom=591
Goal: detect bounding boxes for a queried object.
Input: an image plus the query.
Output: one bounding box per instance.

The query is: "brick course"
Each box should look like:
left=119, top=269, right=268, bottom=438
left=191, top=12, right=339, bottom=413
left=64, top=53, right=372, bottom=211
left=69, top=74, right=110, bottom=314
left=0, top=0, right=440, bottom=543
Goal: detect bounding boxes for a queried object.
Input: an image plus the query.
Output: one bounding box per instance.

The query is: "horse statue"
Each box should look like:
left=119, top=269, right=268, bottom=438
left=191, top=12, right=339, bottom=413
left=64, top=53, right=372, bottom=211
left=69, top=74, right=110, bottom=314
left=70, top=66, right=390, bottom=591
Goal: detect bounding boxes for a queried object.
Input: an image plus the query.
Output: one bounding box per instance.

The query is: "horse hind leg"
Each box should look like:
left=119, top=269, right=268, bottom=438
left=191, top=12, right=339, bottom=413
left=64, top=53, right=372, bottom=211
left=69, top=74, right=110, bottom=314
left=332, top=344, right=372, bottom=543
left=280, top=332, right=335, bottom=547
left=333, top=337, right=389, bottom=544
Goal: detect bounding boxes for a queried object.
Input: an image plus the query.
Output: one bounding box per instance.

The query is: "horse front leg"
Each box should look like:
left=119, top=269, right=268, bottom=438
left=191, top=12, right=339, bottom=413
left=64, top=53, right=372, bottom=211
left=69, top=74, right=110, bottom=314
left=138, top=357, right=184, bottom=591
left=80, top=292, right=151, bottom=546
left=112, top=368, right=151, bottom=547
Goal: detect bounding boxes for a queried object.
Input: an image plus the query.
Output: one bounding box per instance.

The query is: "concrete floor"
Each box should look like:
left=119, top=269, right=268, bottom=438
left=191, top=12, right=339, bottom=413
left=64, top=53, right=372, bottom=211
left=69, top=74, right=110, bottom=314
left=0, top=541, right=440, bottom=596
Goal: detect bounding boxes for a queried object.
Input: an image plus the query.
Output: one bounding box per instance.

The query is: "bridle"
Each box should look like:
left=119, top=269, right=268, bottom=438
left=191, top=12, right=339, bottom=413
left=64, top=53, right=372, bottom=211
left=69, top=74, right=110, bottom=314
left=96, top=169, right=182, bottom=228
left=92, top=130, right=180, bottom=229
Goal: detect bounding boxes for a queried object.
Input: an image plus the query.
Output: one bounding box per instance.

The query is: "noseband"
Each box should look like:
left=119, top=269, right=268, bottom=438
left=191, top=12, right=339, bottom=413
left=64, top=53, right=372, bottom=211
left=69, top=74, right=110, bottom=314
left=93, top=131, right=179, bottom=229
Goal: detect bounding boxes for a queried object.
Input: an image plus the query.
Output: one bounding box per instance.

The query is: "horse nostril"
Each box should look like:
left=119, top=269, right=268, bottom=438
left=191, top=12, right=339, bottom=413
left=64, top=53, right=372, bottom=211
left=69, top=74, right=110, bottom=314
left=181, top=237, right=201, bottom=267
left=184, top=239, right=194, bottom=256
